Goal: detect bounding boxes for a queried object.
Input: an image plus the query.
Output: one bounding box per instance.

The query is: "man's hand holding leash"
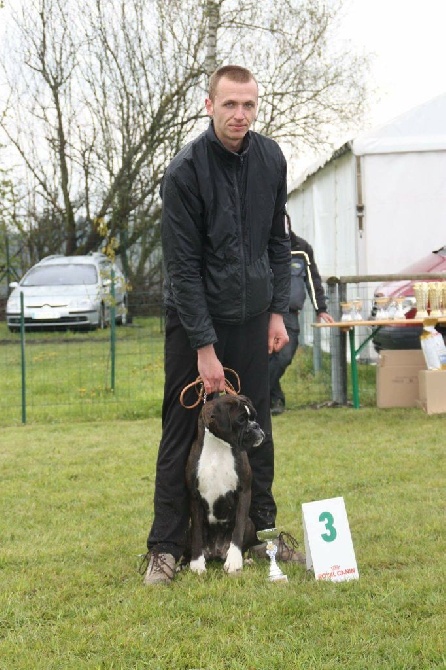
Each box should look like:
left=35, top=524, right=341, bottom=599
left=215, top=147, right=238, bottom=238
left=197, top=344, right=226, bottom=394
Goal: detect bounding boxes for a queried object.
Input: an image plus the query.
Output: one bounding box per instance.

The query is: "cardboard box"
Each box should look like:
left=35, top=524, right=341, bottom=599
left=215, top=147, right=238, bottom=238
left=376, top=350, right=426, bottom=408
left=418, top=370, right=446, bottom=414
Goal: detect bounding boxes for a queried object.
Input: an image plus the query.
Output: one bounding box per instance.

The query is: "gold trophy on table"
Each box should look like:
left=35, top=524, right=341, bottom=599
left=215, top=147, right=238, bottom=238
left=413, top=282, right=429, bottom=318
left=440, top=281, right=446, bottom=316
left=428, top=282, right=442, bottom=318
left=352, top=298, right=363, bottom=321
left=340, top=302, right=353, bottom=322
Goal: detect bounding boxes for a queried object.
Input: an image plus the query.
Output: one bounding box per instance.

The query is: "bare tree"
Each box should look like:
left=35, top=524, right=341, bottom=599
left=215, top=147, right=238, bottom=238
left=0, top=0, right=369, bottom=294
left=205, top=0, right=221, bottom=75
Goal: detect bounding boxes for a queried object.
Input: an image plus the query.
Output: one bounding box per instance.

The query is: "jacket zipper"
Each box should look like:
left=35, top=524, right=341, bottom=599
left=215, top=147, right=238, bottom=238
left=235, top=155, right=246, bottom=321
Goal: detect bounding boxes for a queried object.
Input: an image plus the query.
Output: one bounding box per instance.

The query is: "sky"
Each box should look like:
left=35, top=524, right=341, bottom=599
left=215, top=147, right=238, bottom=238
left=285, top=0, right=446, bottom=178
left=339, top=0, right=446, bottom=129
left=1, top=0, right=445, bottom=159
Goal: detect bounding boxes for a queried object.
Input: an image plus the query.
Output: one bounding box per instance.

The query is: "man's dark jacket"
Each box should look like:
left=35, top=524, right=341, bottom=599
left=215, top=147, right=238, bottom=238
left=160, top=123, right=290, bottom=350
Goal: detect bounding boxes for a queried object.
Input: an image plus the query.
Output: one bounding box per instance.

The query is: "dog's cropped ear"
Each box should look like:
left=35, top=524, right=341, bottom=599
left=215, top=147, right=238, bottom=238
left=237, top=395, right=256, bottom=420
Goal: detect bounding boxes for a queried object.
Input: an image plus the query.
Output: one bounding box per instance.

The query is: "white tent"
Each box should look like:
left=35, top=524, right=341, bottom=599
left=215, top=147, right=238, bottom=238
left=287, top=92, right=446, bottom=279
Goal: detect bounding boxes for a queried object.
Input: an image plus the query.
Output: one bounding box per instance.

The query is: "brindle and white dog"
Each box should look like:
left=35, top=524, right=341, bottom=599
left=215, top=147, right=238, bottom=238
left=186, top=394, right=264, bottom=575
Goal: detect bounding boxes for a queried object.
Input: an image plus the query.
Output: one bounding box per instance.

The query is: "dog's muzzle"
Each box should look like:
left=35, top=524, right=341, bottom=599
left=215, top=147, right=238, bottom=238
left=249, top=421, right=265, bottom=447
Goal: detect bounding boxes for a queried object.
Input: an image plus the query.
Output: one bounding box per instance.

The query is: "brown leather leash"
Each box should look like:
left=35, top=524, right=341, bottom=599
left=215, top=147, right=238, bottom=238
left=179, top=367, right=241, bottom=409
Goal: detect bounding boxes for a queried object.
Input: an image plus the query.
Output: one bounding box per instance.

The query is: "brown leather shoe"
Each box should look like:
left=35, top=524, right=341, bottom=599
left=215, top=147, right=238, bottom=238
left=143, top=552, right=176, bottom=585
left=249, top=531, right=306, bottom=564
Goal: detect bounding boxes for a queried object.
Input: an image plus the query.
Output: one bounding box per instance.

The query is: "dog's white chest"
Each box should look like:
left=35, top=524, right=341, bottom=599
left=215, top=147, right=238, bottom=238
left=197, top=430, right=238, bottom=523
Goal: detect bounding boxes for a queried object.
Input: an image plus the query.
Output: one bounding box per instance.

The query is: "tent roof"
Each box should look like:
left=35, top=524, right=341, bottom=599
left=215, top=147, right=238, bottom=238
left=352, top=91, right=446, bottom=155
left=289, top=92, right=446, bottom=191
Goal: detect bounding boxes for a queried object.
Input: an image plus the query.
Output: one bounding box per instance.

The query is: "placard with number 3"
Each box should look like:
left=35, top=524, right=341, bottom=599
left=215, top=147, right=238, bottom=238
left=302, top=496, right=359, bottom=582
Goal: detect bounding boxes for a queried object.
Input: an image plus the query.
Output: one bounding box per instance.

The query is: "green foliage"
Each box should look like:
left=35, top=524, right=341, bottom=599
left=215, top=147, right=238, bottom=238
left=1, top=409, right=444, bottom=669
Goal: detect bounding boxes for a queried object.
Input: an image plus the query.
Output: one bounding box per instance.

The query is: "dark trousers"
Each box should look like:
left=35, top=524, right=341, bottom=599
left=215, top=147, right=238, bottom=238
left=269, top=326, right=299, bottom=404
left=147, top=309, right=276, bottom=560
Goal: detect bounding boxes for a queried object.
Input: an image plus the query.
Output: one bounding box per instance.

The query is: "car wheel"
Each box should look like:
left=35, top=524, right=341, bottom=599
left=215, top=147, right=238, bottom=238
left=372, top=324, right=423, bottom=352
left=117, top=304, right=128, bottom=326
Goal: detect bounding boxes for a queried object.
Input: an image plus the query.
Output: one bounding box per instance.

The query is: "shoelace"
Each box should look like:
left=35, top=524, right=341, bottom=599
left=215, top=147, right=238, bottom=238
left=138, top=552, right=150, bottom=575
left=277, top=531, right=301, bottom=558
left=138, top=552, right=175, bottom=577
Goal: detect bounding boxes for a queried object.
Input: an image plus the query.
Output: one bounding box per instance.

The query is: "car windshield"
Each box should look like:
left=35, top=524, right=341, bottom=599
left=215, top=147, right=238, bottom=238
left=22, top=264, right=98, bottom=286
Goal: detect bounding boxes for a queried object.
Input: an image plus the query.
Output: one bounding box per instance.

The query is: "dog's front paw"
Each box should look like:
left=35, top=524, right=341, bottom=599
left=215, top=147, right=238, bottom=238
left=224, top=542, right=243, bottom=574
left=190, top=555, right=206, bottom=574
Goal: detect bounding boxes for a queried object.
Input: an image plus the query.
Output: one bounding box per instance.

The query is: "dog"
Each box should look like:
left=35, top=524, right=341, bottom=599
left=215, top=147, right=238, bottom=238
left=185, top=394, right=264, bottom=575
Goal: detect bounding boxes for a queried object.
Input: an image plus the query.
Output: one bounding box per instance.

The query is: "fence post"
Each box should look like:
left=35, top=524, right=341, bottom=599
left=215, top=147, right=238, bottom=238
left=337, top=282, right=348, bottom=404
left=327, top=279, right=347, bottom=405
left=110, top=269, right=116, bottom=392
left=313, top=321, right=322, bottom=372
left=20, top=291, right=26, bottom=424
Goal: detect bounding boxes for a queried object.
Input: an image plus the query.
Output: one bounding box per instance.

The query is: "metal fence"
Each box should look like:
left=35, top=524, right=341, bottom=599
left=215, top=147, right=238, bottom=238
left=2, top=274, right=439, bottom=426
left=0, top=308, right=166, bottom=426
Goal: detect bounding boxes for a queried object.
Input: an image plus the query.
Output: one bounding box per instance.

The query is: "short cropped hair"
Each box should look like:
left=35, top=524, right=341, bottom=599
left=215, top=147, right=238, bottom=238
left=208, top=65, right=257, bottom=101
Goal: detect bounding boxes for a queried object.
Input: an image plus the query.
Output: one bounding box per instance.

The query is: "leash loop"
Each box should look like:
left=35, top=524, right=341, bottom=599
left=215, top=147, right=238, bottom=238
left=179, top=367, right=240, bottom=409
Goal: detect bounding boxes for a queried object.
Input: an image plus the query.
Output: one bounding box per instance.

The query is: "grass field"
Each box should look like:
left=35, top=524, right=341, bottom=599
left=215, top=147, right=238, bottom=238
left=1, top=407, right=444, bottom=669
left=0, top=317, right=379, bottom=427
left=0, top=319, right=166, bottom=425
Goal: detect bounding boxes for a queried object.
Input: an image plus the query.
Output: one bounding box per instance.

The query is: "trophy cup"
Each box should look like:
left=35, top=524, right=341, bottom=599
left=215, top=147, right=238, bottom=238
left=428, top=282, right=442, bottom=317
left=413, top=282, right=429, bottom=318
left=375, top=297, right=390, bottom=320
left=256, top=528, right=288, bottom=583
left=442, top=282, right=446, bottom=316
left=393, top=297, right=406, bottom=319
left=352, top=298, right=363, bottom=321
left=340, top=302, right=353, bottom=322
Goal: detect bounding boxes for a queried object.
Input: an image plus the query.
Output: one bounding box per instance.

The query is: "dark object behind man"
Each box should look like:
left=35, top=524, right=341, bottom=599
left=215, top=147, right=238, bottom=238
left=269, top=220, right=334, bottom=415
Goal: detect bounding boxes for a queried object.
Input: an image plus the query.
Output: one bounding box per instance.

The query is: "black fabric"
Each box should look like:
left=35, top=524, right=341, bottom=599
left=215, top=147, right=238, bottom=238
left=147, top=308, right=276, bottom=560
left=269, top=232, right=328, bottom=407
left=160, top=122, right=290, bottom=350
left=289, top=254, right=307, bottom=311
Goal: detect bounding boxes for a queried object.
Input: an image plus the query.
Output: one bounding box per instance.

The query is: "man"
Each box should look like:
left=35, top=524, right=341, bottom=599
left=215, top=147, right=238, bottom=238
left=269, top=221, right=334, bottom=415
left=143, top=65, right=303, bottom=586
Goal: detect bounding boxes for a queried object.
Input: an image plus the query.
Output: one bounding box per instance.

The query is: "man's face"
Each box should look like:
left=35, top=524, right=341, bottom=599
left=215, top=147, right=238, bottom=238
left=205, top=76, right=258, bottom=152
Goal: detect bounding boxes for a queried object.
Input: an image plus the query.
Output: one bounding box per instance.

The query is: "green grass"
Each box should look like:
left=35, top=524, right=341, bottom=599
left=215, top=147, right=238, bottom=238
left=0, top=318, right=166, bottom=425
left=1, top=409, right=444, bottom=669
left=0, top=318, right=378, bottom=427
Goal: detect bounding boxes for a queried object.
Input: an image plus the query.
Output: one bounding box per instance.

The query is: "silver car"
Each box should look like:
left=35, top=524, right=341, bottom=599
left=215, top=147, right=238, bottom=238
left=6, top=253, right=128, bottom=332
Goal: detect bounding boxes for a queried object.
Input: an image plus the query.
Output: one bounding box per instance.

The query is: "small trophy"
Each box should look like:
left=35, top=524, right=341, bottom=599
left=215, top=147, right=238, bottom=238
left=428, top=282, right=442, bottom=317
left=340, top=302, right=353, bottom=322
left=442, top=282, right=446, bottom=316
left=393, top=297, right=406, bottom=319
left=375, top=297, right=390, bottom=320
left=352, top=298, right=363, bottom=321
left=257, top=528, right=288, bottom=583
left=413, top=282, right=429, bottom=318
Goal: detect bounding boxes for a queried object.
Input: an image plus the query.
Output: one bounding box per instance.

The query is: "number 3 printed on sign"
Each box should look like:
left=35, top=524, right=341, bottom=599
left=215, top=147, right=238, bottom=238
left=319, top=511, right=337, bottom=543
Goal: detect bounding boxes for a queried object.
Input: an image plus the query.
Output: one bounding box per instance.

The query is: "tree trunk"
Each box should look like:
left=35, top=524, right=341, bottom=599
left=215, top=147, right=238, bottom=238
left=205, top=0, right=220, bottom=76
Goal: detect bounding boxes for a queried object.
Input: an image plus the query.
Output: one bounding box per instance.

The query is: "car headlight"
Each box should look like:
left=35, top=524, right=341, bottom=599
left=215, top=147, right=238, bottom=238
left=69, top=298, right=96, bottom=309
